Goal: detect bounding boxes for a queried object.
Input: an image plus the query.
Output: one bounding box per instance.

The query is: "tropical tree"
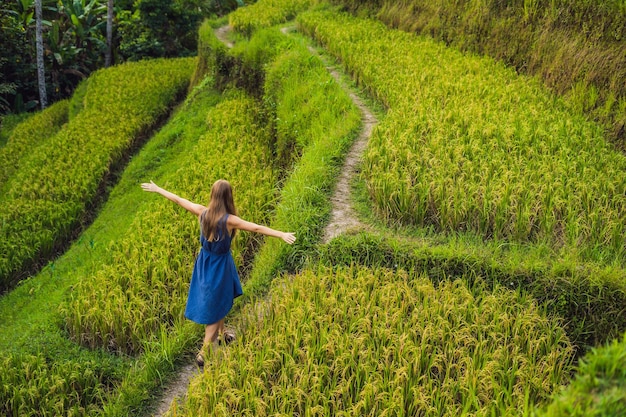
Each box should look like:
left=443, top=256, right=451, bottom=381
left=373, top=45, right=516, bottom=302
left=34, top=0, right=47, bottom=109
left=1, top=0, right=38, bottom=112
left=118, top=0, right=202, bottom=60
left=46, top=0, right=106, bottom=97
left=105, top=0, right=113, bottom=67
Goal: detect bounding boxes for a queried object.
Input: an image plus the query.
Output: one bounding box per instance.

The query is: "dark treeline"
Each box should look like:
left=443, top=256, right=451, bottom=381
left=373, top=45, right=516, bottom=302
left=331, top=0, right=626, bottom=149
left=0, top=0, right=243, bottom=114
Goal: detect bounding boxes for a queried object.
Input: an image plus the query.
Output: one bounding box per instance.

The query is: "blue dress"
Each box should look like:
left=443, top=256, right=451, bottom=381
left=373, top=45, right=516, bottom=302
left=184, top=213, right=243, bottom=325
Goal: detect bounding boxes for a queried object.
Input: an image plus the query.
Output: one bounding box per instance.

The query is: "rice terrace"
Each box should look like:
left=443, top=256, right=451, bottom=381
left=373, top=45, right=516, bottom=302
left=0, top=0, right=625, bottom=416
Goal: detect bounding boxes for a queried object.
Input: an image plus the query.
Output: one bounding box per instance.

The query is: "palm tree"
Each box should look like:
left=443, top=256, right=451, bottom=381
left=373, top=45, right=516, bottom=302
left=105, top=0, right=113, bottom=67
left=34, top=0, right=47, bottom=108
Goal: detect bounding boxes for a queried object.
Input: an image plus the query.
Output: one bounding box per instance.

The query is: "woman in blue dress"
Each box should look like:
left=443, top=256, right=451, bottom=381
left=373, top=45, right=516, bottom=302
left=141, top=179, right=296, bottom=366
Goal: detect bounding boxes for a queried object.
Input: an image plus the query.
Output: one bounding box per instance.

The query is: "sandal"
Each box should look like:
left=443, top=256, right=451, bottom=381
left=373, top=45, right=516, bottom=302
left=220, top=330, right=236, bottom=346
left=195, top=351, right=205, bottom=368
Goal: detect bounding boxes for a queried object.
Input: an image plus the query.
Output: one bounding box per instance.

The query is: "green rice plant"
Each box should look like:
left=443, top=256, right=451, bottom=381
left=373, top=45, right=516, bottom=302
left=99, top=25, right=359, bottom=412
left=0, top=112, right=35, bottom=148
left=318, top=232, right=626, bottom=351
left=539, top=332, right=626, bottom=416
left=229, top=0, right=314, bottom=37
left=335, top=0, right=626, bottom=148
left=0, top=58, right=194, bottom=292
left=0, top=99, right=69, bottom=189
left=171, top=266, right=574, bottom=416
left=0, top=352, right=121, bottom=417
left=0, top=84, right=225, bottom=417
left=297, top=8, right=626, bottom=265
left=60, top=91, right=276, bottom=355
left=233, top=28, right=361, bottom=297
left=190, top=21, right=233, bottom=90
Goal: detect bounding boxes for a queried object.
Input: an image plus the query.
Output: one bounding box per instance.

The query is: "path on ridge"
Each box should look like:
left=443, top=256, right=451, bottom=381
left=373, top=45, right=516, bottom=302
left=153, top=24, right=378, bottom=416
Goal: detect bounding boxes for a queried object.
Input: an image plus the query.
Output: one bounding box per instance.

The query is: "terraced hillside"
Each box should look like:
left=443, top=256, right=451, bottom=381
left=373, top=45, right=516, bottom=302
left=1, top=1, right=624, bottom=416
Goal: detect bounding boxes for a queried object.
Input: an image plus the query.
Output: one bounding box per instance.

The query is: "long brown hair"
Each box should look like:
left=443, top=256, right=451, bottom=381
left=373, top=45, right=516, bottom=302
left=201, top=179, right=237, bottom=241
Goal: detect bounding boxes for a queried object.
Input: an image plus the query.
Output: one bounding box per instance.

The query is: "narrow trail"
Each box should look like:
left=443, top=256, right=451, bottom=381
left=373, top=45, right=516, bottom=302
left=214, top=25, right=234, bottom=48
left=152, top=24, right=378, bottom=416
left=152, top=363, right=197, bottom=416
left=307, top=43, right=378, bottom=243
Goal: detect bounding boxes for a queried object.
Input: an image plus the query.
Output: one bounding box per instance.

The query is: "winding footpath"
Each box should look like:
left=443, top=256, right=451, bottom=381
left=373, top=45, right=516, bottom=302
left=152, top=24, right=378, bottom=416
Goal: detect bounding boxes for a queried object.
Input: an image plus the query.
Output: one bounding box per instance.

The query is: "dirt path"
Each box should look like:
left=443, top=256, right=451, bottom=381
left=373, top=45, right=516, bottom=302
left=311, top=47, right=378, bottom=242
left=151, top=363, right=197, bottom=416
left=152, top=24, right=377, bottom=416
left=214, top=25, right=234, bottom=48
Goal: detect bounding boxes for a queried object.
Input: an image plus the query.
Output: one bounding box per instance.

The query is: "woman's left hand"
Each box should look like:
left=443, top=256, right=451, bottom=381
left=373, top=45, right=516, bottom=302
left=141, top=180, right=160, bottom=193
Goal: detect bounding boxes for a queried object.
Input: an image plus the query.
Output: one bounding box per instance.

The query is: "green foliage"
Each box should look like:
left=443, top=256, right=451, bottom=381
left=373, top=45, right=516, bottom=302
left=1, top=0, right=209, bottom=116
left=117, top=0, right=202, bottom=61
left=1, top=0, right=110, bottom=111
left=231, top=27, right=360, bottom=298
left=0, top=352, right=122, bottom=417
left=330, top=0, right=626, bottom=148
left=49, top=0, right=107, bottom=79
left=0, top=58, right=194, bottom=292
left=229, top=0, right=313, bottom=37
left=540, top=332, right=626, bottom=416
left=0, top=7, right=38, bottom=112
left=173, top=266, right=573, bottom=416
left=318, top=232, right=626, bottom=351
left=201, top=0, right=246, bottom=16
left=298, top=9, right=626, bottom=265
left=0, top=112, right=33, bottom=147
left=0, top=99, right=69, bottom=188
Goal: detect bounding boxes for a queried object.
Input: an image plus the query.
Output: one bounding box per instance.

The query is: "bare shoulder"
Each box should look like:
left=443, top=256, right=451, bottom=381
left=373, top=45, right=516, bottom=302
left=226, top=214, right=257, bottom=231
left=190, top=203, right=207, bottom=217
left=226, top=214, right=244, bottom=226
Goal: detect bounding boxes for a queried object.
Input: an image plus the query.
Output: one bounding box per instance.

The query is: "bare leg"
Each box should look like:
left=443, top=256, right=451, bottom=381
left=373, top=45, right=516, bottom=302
left=196, top=319, right=224, bottom=367
left=204, top=319, right=223, bottom=347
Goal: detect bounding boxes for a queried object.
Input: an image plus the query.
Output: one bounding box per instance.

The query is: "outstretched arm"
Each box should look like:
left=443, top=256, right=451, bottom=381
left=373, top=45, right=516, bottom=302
left=141, top=181, right=205, bottom=216
left=227, top=215, right=296, bottom=244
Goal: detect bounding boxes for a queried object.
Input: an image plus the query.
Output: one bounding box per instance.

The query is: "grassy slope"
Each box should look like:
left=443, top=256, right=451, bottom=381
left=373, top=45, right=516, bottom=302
left=0, top=88, right=220, bottom=350
left=0, top=112, right=37, bottom=148
left=332, top=0, right=626, bottom=150
left=2, top=1, right=624, bottom=415
left=174, top=266, right=574, bottom=416
left=0, top=86, right=225, bottom=416
left=189, top=2, right=625, bottom=416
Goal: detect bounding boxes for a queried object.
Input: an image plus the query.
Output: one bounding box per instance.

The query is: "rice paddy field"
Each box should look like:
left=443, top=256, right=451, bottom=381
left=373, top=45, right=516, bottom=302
left=1, top=0, right=625, bottom=416
left=171, top=266, right=574, bottom=416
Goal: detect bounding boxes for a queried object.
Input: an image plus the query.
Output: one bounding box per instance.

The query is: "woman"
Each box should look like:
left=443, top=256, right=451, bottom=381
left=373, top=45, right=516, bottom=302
left=141, top=179, right=296, bottom=366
